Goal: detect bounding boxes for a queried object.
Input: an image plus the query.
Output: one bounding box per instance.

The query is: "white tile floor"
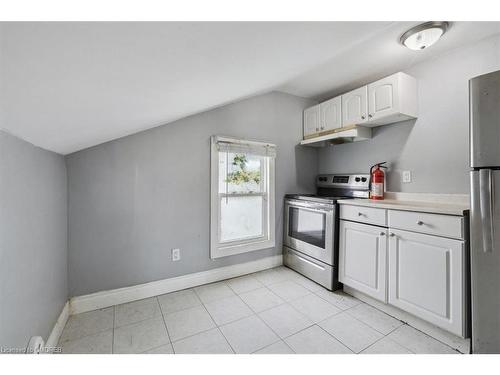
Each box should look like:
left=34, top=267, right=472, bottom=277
left=58, top=266, right=460, bottom=354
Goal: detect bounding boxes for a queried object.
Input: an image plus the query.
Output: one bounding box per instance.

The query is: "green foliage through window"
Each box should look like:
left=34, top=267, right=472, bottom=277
left=225, top=154, right=261, bottom=185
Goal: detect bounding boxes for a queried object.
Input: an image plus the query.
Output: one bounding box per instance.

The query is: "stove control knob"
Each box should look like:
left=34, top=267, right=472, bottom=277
left=361, top=177, right=367, bottom=182
left=355, top=177, right=361, bottom=182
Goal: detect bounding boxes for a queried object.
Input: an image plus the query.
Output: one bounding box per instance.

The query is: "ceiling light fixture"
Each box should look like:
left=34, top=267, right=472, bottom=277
left=400, top=21, right=449, bottom=51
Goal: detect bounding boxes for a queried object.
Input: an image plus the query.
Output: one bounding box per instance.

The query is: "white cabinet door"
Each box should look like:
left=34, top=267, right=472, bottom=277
left=320, top=96, right=342, bottom=132
left=342, top=86, right=368, bottom=126
left=367, top=72, right=418, bottom=126
left=388, top=229, right=465, bottom=336
left=339, top=220, right=387, bottom=302
left=368, top=74, right=399, bottom=121
left=303, top=105, right=320, bottom=138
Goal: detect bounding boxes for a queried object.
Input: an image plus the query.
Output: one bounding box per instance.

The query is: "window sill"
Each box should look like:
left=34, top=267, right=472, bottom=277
left=210, top=238, right=275, bottom=259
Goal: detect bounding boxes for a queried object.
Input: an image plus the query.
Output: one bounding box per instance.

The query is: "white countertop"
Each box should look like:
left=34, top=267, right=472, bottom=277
left=337, top=192, right=469, bottom=216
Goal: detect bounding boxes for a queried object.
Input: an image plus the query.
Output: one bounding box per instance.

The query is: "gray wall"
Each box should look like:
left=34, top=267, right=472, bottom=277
left=0, top=130, right=68, bottom=348
left=66, top=92, right=317, bottom=296
left=318, top=33, right=500, bottom=194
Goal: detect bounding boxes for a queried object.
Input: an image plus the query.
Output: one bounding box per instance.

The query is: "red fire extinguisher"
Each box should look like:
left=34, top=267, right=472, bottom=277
left=369, top=162, right=387, bottom=200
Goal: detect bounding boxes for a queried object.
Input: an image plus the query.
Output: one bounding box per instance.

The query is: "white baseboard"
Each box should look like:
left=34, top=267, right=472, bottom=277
left=45, top=301, right=70, bottom=353
left=343, top=286, right=471, bottom=354
left=70, top=254, right=283, bottom=315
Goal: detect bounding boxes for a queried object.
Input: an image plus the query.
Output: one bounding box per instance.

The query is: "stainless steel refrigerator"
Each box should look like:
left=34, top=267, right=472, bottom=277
left=470, top=70, right=500, bottom=353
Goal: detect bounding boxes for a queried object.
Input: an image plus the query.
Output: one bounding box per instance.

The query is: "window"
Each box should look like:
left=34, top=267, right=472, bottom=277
left=210, top=136, right=276, bottom=259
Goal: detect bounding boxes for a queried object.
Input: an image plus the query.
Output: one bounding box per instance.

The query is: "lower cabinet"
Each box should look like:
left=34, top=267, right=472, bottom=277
left=338, top=211, right=467, bottom=337
left=388, top=229, right=465, bottom=336
left=338, top=220, right=387, bottom=302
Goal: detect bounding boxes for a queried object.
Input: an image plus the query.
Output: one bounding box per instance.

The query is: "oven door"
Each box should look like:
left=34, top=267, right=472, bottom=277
left=284, top=199, right=334, bottom=265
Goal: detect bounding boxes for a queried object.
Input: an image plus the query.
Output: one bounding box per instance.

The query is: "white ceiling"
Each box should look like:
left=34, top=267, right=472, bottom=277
left=1, top=22, right=500, bottom=155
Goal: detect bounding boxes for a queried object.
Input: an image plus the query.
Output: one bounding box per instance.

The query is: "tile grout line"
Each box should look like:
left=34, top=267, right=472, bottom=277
left=58, top=308, right=116, bottom=348
left=156, top=296, right=175, bottom=354
left=113, top=303, right=166, bottom=330
left=251, top=340, right=295, bottom=354
left=139, top=343, right=173, bottom=354
left=313, top=290, right=361, bottom=312
left=359, top=329, right=417, bottom=354
left=204, top=271, right=292, bottom=352
left=232, top=287, right=285, bottom=349
left=193, top=286, right=236, bottom=354
left=337, top=298, right=456, bottom=353
left=315, top=323, right=355, bottom=353
left=310, top=301, right=398, bottom=354
left=333, top=307, right=396, bottom=336
left=387, top=323, right=461, bottom=354
left=225, top=274, right=265, bottom=295
left=343, top=302, right=406, bottom=335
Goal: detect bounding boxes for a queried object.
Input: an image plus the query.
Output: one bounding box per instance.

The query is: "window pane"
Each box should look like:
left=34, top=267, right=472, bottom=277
left=288, top=207, right=326, bottom=248
left=220, top=195, right=264, bottom=242
left=218, top=152, right=265, bottom=194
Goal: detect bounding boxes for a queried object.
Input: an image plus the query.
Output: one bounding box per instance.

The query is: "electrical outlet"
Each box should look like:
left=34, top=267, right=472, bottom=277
left=402, top=170, right=412, bottom=183
left=171, top=248, right=180, bottom=262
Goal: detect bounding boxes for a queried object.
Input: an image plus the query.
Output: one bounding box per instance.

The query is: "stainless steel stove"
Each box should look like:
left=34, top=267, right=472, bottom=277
left=283, top=174, right=369, bottom=290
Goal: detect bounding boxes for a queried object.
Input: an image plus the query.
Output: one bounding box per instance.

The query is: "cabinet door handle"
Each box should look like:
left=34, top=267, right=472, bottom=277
left=417, top=221, right=424, bottom=225
left=379, top=232, right=385, bottom=236
left=389, top=233, right=395, bottom=237
left=368, top=114, right=373, bottom=118
left=361, top=115, right=366, bottom=120
left=315, top=127, right=319, bottom=131
left=320, top=126, right=324, bottom=130
left=358, top=212, right=363, bottom=216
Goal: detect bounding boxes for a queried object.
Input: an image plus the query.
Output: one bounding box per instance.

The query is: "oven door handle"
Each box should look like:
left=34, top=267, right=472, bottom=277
left=285, top=200, right=334, bottom=212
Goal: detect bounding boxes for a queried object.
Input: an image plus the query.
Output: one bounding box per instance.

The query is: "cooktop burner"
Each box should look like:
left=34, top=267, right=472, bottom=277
left=285, top=173, right=371, bottom=203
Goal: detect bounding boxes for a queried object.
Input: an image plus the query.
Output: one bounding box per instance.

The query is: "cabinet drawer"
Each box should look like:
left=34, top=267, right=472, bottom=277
left=388, top=210, right=464, bottom=239
left=340, top=204, right=387, bottom=226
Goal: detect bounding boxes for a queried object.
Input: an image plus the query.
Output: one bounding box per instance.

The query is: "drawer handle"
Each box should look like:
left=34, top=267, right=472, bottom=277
left=379, top=232, right=385, bottom=236
left=358, top=212, right=364, bottom=216
left=417, top=221, right=424, bottom=225
left=389, top=233, right=395, bottom=237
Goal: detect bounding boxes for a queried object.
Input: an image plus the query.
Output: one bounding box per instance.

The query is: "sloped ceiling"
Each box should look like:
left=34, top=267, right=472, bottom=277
left=1, top=21, right=499, bottom=154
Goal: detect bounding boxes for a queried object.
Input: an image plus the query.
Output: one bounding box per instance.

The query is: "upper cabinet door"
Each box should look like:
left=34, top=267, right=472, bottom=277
left=368, top=74, right=399, bottom=121
left=303, top=105, right=320, bottom=138
left=320, top=96, right=342, bottom=132
left=367, top=72, right=418, bottom=127
left=342, top=86, right=368, bottom=126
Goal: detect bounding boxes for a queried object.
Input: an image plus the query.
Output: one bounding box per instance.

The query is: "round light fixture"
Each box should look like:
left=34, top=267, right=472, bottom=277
left=400, top=22, right=449, bottom=50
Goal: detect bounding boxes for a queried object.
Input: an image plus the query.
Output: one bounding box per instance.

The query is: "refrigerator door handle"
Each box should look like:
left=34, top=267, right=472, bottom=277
left=479, top=169, right=495, bottom=253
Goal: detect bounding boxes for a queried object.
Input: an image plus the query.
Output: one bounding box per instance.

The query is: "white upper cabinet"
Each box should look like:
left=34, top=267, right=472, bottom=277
left=303, top=104, right=320, bottom=138
left=367, top=72, right=418, bottom=126
left=342, top=86, right=368, bottom=126
left=302, top=72, right=418, bottom=141
left=320, top=96, right=342, bottom=132
left=388, top=229, right=465, bottom=336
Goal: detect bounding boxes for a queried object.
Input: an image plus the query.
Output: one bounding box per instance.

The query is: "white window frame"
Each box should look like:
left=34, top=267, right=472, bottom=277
left=210, top=136, right=276, bottom=259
